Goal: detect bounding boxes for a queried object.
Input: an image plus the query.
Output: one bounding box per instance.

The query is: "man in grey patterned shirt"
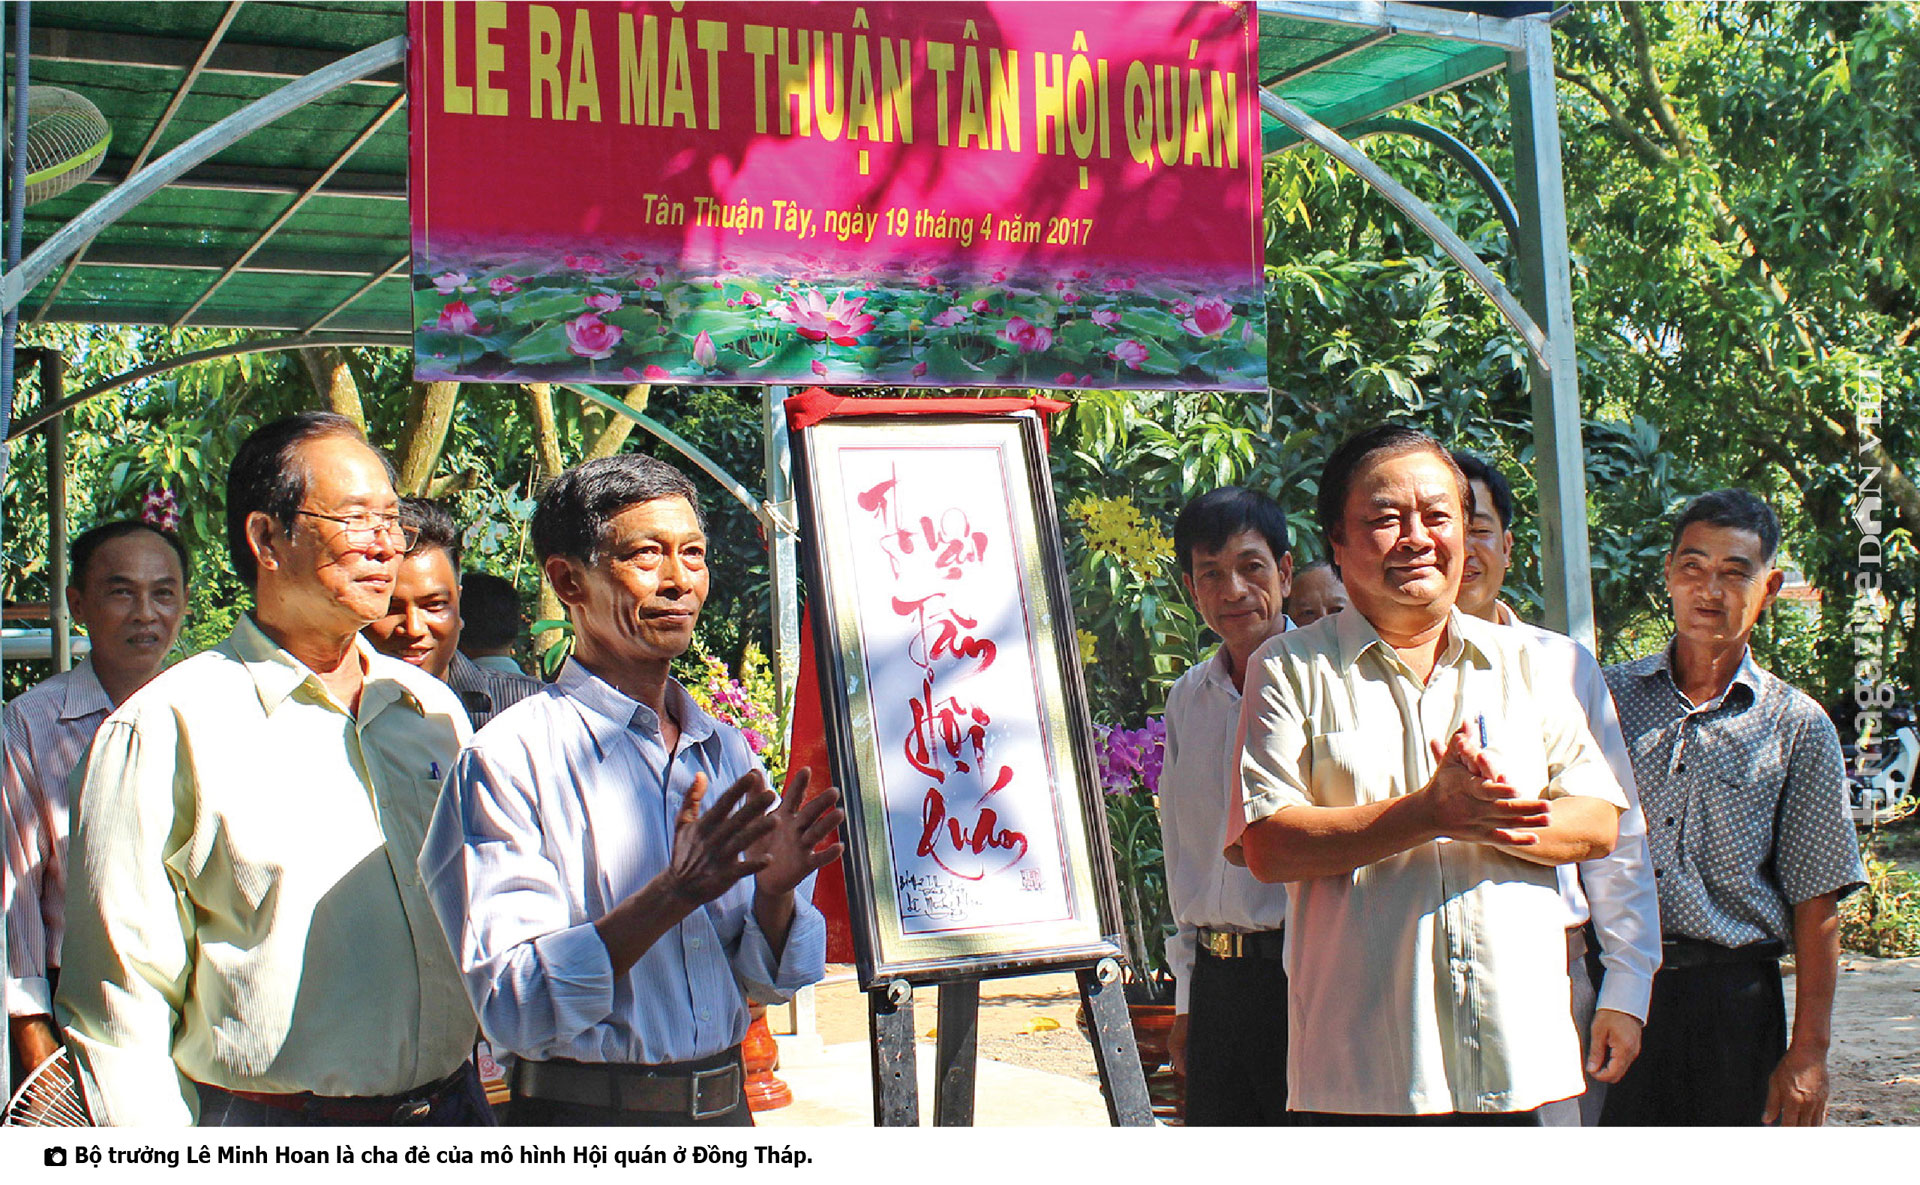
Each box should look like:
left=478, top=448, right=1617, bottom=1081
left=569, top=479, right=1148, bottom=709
left=1601, top=489, right=1864, bottom=1126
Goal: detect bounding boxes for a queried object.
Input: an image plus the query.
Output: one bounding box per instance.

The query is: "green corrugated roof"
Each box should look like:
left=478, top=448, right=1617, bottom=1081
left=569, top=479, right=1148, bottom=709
left=6, top=2, right=1514, bottom=338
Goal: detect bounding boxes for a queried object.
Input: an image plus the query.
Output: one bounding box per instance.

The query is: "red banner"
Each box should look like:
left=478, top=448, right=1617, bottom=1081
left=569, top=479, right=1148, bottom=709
left=408, top=2, right=1266, bottom=390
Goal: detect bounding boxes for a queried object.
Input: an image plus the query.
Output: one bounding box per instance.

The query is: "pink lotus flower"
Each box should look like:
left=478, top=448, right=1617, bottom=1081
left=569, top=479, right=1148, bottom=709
left=931, top=307, right=969, bottom=327
left=642, top=365, right=670, bottom=379
left=811, top=359, right=828, bottom=377
left=584, top=292, right=622, bottom=312
left=564, top=312, right=623, bottom=359
left=488, top=276, right=521, bottom=296
left=1001, top=317, right=1053, bottom=353
left=1105, top=276, right=1137, bottom=291
left=1072, top=269, right=1092, bottom=281
left=722, top=260, right=739, bottom=272
left=1181, top=297, right=1235, bottom=339
left=436, top=300, right=480, bottom=334
left=1056, top=372, right=1080, bottom=385
left=1110, top=339, right=1149, bottom=369
left=919, top=274, right=941, bottom=289
left=771, top=290, right=875, bottom=345
left=1062, top=292, right=1080, bottom=304
left=991, top=268, right=1007, bottom=282
left=691, top=330, right=718, bottom=369
left=639, top=275, right=658, bottom=290
left=1170, top=299, right=1194, bottom=318
left=564, top=253, right=609, bottom=274
left=1092, top=309, right=1121, bottom=328
left=738, top=291, right=762, bottom=306
left=432, top=271, right=471, bottom=295
left=1242, top=319, right=1257, bottom=345
left=912, top=361, right=928, bottom=378
left=972, top=299, right=991, bottom=314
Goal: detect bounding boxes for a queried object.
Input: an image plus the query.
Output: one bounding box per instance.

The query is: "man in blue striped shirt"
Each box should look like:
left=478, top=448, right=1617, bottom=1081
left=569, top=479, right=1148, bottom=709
left=420, top=454, right=843, bottom=1126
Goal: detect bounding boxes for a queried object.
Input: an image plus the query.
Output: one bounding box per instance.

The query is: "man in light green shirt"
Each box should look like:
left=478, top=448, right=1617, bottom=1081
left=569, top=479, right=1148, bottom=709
left=1230, top=425, right=1626, bottom=1122
left=55, top=413, right=486, bottom=1126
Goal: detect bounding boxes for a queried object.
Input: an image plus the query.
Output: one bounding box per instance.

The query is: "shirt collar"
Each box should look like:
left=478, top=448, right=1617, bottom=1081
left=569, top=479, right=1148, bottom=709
left=1334, top=604, right=1487, bottom=675
left=1204, top=615, right=1294, bottom=694
left=58, top=655, right=114, bottom=721
left=226, top=613, right=425, bottom=718
left=1650, top=641, right=1764, bottom=710
left=557, top=657, right=717, bottom=760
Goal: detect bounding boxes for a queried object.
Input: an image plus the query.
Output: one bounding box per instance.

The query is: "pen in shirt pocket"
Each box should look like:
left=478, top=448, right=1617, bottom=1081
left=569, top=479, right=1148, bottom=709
left=429, top=761, right=441, bottom=780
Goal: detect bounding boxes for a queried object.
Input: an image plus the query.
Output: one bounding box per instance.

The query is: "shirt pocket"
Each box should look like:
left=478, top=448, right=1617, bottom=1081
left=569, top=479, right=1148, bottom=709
left=1310, top=729, right=1403, bottom=807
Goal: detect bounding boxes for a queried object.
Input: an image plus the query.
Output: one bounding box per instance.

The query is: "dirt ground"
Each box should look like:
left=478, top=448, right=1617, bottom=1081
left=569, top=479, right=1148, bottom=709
left=1791, top=955, right=1920, bottom=1125
left=805, top=954, right=1920, bottom=1124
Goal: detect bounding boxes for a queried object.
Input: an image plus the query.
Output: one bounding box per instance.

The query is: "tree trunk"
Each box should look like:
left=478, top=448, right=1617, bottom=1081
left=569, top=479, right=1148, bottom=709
left=524, top=382, right=569, bottom=659
left=297, top=347, right=365, bottom=428
left=583, top=384, right=651, bottom=460
left=394, top=381, right=460, bottom=497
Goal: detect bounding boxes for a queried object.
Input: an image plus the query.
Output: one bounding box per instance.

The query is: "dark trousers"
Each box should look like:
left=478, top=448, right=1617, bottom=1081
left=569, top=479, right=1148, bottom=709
left=196, top=1063, right=496, bottom=1127
left=1183, top=946, right=1290, bottom=1125
left=1294, top=1109, right=1542, bottom=1127
left=1600, top=957, right=1786, bottom=1126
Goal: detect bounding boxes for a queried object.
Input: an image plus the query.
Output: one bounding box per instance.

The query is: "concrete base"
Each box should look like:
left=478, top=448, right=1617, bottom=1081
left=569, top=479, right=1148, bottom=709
left=759, top=1037, right=1121, bottom=1127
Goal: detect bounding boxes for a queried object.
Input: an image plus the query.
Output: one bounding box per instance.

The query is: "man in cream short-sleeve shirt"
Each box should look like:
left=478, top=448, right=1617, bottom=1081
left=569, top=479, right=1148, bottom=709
left=1230, top=425, right=1627, bottom=1123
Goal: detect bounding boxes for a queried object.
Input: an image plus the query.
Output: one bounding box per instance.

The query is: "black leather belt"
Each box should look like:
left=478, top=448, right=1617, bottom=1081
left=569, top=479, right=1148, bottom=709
left=1197, top=927, right=1286, bottom=960
left=1661, top=937, right=1786, bottom=969
left=512, top=1048, right=744, bottom=1120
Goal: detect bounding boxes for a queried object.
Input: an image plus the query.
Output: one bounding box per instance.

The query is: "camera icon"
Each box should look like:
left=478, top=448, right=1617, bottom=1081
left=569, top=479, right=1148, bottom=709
left=44, top=1147, right=68, bottom=1167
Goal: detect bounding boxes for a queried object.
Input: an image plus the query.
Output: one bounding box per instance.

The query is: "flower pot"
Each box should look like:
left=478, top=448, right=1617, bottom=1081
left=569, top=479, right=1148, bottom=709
left=1126, top=1001, right=1177, bottom=1074
left=742, top=1008, right=791, bottom=1112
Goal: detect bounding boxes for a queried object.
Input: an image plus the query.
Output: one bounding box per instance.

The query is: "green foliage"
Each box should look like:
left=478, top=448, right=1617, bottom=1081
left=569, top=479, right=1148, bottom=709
left=1839, top=821, right=1920, bottom=957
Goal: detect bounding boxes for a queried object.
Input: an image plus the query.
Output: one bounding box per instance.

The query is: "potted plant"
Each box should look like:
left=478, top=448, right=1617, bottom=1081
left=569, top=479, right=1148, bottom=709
left=1093, top=718, right=1178, bottom=1069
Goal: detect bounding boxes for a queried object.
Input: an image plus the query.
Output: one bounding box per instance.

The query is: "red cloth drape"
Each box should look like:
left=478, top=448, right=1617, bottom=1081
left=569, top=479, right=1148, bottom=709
left=780, top=388, right=1068, bottom=961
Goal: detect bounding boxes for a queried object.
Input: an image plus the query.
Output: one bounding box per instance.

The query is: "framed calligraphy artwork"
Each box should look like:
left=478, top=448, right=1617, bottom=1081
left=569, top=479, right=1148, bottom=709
left=794, top=412, right=1123, bottom=987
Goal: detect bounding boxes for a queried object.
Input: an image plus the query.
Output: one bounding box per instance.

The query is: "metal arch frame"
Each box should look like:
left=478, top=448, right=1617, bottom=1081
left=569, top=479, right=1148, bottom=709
left=1257, top=13, right=1594, bottom=645
left=564, top=382, right=776, bottom=534
left=1256, top=0, right=1531, bottom=49
left=1260, top=87, right=1549, bottom=369
left=6, top=331, right=409, bottom=440
left=30, top=0, right=245, bottom=324
left=171, top=89, right=406, bottom=328
left=0, top=34, right=406, bottom=316
left=1345, top=117, right=1522, bottom=248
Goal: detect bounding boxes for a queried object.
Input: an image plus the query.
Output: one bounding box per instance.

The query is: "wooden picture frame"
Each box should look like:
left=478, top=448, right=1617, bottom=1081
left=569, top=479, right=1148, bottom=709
left=793, top=411, right=1124, bottom=989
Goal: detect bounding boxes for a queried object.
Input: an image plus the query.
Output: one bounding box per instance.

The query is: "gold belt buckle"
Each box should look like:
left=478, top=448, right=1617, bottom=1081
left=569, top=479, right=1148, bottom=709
left=1200, top=930, right=1242, bottom=958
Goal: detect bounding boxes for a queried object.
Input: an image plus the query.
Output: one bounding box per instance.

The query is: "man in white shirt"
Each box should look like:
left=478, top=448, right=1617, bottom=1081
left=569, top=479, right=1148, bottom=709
left=1231, top=425, right=1626, bottom=1123
left=421, top=454, right=843, bottom=1126
left=1452, top=451, right=1661, bottom=1125
left=6, top=521, right=187, bottom=1090
left=1160, top=487, right=1295, bottom=1124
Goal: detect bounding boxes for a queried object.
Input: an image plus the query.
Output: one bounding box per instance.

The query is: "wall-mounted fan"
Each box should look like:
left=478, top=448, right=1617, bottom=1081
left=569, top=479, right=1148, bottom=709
left=5, top=85, right=112, bottom=206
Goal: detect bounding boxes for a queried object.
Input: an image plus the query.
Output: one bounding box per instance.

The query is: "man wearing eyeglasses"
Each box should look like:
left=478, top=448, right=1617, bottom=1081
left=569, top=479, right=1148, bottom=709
left=55, top=412, right=490, bottom=1127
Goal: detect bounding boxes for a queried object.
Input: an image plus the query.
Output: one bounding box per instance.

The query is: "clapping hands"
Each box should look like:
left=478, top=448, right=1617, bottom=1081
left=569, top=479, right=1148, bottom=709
left=1421, top=721, right=1551, bottom=846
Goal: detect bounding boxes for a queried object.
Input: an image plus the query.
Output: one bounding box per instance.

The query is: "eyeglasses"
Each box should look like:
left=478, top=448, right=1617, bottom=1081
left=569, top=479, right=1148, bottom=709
left=294, top=509, right=420, bottom=552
